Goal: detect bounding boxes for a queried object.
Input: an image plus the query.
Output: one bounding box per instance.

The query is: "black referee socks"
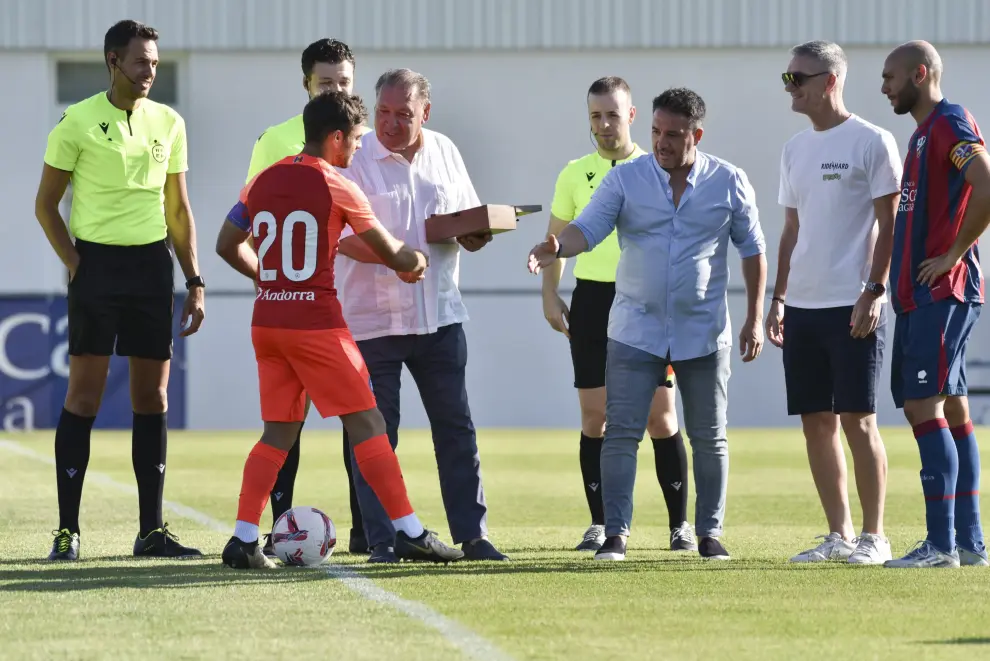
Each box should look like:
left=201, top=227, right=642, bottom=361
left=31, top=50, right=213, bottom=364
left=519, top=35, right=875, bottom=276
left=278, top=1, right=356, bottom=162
left=270, top=422, right=303, bottom=523
left=579, top=433, right=605, bottom=526
left=55, top=408, right=96, bottom=534
left=132, top=412, right=167, bottom=536
left=652, top=432, right=689, bottom=530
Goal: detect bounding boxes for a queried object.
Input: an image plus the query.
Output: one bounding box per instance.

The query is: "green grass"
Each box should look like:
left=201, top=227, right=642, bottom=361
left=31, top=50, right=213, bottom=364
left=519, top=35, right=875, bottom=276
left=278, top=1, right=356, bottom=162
left=1, top=428, right=988, bottom=660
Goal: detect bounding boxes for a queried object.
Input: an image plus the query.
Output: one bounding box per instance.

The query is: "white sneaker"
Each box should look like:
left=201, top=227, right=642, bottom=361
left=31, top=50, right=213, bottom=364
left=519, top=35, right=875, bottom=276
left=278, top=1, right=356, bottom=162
left=789, top=532, right=856, bottom=563
left=884, top=540, right=960, bottom=568
left=958, top=548, right=989, bottom=567
left=847, top=532, right=892, bottom=565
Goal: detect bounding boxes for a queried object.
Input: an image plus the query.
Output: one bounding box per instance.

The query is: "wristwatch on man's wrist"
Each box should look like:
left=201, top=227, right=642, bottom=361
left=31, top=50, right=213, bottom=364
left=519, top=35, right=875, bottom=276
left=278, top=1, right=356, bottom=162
left=186, top=275, right=206, bottom=290
left=864, top=281, right=886, bottom=297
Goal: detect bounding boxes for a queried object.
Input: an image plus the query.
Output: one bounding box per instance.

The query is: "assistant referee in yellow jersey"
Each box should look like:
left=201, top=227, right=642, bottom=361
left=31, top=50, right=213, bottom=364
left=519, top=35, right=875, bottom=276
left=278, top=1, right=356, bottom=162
left=543, top=76, right=696, bottom=553
left=35, top=20, right=205, bottom=562
left=242, top=38, right=371, bottom=558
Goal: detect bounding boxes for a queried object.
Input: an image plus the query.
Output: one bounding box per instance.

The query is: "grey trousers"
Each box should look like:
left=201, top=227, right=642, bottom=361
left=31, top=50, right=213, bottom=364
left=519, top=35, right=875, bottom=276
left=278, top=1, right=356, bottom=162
left=601, top=340, right=731, bottom=539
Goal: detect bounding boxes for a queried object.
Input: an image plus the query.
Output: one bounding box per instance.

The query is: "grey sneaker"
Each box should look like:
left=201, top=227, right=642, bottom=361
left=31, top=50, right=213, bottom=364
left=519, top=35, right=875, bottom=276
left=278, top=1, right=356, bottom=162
left=669, top=522, right=698, bottom=552
left=789, top=532, right=856, bottom=563
left=884, top=540, right=960, bottom=568
left=959, top=547, right=989, bottom=567
left=576, top=524, right=606, bottom=552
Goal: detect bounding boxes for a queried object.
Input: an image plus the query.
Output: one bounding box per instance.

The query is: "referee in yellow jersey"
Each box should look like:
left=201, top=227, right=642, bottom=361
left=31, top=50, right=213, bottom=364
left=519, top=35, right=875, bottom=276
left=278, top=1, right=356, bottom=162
left=242, top=38, right=372, bottom=557
left=35, top=20, right=205, bottom=562
left=543, top=77, right=696, bottom=553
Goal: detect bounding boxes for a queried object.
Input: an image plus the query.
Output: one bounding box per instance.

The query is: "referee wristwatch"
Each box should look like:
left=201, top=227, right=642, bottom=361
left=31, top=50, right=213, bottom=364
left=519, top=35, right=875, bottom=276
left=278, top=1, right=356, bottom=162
left=186, top=275, right=206, bottom=290
left=864, top=281, right=885, bottom=297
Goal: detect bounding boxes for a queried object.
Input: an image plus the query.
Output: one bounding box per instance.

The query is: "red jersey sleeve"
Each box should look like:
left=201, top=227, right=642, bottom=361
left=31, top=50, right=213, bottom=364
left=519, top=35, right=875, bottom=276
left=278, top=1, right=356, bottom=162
left=327, top=175, right=381, bottom=234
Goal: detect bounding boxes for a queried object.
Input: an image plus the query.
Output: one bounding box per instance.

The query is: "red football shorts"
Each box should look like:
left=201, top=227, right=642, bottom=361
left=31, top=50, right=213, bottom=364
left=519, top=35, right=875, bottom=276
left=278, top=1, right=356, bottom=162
left=251, top=326, right=377, bottom=422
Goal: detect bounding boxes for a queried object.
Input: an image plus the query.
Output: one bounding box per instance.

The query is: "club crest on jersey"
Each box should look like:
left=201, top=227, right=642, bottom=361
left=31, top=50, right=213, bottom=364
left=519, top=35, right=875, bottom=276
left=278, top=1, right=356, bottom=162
left=151, top=140, right=166, bottom=163
left=915, top=136, right=926, bottom=157
left=151, top=140, right=165, bottom=163
left=256, top=288, right=316, bottom=301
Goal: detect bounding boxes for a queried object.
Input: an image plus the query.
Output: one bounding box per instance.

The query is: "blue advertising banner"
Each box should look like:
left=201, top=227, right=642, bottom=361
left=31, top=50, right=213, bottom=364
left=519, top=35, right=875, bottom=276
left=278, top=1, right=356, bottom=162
left=0, top=295, right=186, bottom=431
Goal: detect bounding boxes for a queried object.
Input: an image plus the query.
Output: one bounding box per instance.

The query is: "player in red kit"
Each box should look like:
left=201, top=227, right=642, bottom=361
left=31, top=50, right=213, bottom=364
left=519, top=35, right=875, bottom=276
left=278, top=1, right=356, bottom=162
left=881, top=41, right=990, bottom=568
left=215, top=90, right=463, bottom=569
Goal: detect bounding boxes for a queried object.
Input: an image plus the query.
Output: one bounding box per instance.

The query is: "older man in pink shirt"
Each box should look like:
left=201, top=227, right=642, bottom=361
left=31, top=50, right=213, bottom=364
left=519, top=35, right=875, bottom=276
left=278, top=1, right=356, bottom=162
left=336, top=68, right=508, bottom=563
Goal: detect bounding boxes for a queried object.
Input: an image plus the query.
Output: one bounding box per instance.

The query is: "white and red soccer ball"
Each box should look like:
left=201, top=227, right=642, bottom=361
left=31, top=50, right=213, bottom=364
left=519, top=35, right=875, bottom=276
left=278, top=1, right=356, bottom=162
left=271, top=506, right=336, bottom=567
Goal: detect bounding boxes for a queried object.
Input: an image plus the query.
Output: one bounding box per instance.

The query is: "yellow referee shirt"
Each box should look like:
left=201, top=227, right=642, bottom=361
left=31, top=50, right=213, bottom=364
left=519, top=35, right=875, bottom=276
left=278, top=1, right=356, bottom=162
left=550, top=144, right=647, bottom=282
left=246, top=114, right=372, bottom=182
left=44, top=92, right=188, bottom=246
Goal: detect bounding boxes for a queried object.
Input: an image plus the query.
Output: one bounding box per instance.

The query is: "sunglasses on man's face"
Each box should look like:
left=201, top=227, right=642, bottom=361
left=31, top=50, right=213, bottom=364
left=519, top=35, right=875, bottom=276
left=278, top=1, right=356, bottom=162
left=781, top=71, right=829, bottom=87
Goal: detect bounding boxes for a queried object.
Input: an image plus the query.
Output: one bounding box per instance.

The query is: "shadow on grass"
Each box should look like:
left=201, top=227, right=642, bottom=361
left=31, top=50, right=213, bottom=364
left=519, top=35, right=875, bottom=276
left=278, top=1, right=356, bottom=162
left=0, top=554, right=210, bottom=566
left=0, top=562, right=327, bottom=592
left=0, top=554, right=877, bottom=590
left=921, top=638, right=990, bottom=646
left=348, top=557, right=868, bottom=579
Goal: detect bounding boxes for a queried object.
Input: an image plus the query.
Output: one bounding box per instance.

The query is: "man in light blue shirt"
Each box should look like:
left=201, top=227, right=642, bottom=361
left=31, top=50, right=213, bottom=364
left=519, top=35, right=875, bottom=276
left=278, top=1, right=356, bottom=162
left=529, top=88, right=767, bottom=561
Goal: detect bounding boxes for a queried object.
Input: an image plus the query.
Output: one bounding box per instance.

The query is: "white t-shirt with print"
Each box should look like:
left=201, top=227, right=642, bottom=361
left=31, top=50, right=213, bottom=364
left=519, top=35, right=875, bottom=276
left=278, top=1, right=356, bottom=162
left=778, top=114, right=902, bottom=309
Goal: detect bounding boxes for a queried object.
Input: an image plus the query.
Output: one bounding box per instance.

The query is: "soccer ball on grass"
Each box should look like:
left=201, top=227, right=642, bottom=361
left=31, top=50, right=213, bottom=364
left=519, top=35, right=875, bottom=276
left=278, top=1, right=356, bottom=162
left=271, top=506, right=336, bottom=567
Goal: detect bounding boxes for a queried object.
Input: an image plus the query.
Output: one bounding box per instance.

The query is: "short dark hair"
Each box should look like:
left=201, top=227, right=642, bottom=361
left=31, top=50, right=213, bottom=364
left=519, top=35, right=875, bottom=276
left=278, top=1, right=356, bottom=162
left=652, top=87, right=706, bottom=127
left=303, top=91, right=369, bottom=144
left=104, top=20, right=158, bottom=71
left=301, top=38, right=355, bottom=78
left=588, top=76, right=631, bottom=98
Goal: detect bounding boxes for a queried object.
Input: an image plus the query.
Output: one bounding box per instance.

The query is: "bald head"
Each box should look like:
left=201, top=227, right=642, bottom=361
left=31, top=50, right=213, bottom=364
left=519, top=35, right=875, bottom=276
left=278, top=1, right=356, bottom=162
left=881, top=40, right=945, bottom=117
left=888, top=40, right=943, bottom=82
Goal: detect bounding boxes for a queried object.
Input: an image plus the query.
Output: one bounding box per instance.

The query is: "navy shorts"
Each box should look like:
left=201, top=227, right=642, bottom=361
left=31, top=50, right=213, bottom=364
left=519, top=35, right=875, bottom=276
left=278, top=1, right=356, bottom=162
left=782, top=304, right=886, bottom=415
left=891, top=299, right=983, bottom=408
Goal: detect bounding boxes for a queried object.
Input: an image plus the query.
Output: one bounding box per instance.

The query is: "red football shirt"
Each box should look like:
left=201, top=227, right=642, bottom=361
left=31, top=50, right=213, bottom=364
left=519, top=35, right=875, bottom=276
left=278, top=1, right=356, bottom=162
left=227, top=154, right=380, bottom=329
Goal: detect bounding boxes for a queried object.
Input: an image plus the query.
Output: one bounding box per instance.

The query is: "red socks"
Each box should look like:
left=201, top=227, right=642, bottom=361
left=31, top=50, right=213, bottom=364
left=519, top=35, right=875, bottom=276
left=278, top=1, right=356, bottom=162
left=236, top=442, right=289, bottom=525
left=353, top=434, right=414, bottom=520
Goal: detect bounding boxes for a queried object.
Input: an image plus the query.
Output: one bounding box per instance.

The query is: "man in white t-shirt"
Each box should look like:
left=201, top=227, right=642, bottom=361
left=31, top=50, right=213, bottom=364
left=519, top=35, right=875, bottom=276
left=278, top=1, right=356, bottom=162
left=767, top=41, right=902, bottom=565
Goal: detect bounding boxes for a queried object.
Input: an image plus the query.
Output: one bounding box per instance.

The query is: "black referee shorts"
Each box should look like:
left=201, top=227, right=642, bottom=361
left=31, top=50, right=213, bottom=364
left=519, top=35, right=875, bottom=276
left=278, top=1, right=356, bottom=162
left=68, top=239, right=175, bottom=361
left=568, top=278, right=615, bottom=389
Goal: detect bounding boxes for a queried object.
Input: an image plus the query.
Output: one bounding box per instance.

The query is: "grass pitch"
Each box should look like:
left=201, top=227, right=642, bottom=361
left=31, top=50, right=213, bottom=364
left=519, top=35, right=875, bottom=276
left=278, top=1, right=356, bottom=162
left=1, top=427, right=988, bottom=660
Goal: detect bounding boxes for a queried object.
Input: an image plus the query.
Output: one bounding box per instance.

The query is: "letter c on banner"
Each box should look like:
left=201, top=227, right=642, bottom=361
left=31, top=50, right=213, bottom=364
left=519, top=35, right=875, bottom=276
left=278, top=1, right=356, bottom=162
left=0, top=313, right=51, bottom=381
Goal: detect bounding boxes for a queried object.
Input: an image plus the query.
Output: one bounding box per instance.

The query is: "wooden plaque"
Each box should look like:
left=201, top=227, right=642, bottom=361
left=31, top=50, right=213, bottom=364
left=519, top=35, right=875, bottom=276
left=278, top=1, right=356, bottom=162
left=425, top=204, right=542, bottom=244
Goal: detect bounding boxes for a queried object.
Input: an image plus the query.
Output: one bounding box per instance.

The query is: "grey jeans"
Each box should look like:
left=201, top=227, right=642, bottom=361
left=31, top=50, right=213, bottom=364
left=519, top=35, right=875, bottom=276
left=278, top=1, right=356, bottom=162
left=601, top=339, right=731, bottom=539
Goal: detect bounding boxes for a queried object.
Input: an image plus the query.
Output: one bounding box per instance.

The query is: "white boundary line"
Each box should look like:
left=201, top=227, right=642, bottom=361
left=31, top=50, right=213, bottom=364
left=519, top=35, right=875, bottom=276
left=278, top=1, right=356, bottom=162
left=0, top=439, right=515, bottom=661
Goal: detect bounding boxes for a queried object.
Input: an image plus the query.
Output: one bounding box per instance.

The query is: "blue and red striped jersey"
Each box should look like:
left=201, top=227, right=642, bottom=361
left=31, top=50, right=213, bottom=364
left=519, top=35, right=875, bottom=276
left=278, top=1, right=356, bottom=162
left=891, top=99, right=987, bottom=314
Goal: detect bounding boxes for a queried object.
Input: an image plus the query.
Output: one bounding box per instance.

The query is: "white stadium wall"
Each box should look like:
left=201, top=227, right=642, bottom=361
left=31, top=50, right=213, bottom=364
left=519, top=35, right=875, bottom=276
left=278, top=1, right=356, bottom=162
left=2, top=0, right=990, bottom=430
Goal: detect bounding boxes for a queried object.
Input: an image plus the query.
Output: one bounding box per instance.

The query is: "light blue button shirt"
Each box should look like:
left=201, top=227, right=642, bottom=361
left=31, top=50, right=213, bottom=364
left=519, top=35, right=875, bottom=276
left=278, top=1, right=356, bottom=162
left=572, top=151, right=766, bottom=361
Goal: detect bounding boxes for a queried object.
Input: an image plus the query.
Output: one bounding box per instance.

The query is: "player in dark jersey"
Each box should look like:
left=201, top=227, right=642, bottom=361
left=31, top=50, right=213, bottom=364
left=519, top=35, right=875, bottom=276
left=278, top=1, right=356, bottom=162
left=881, top=40, right=990, bottom=568
left=214, top=90, right=463, bottom=569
